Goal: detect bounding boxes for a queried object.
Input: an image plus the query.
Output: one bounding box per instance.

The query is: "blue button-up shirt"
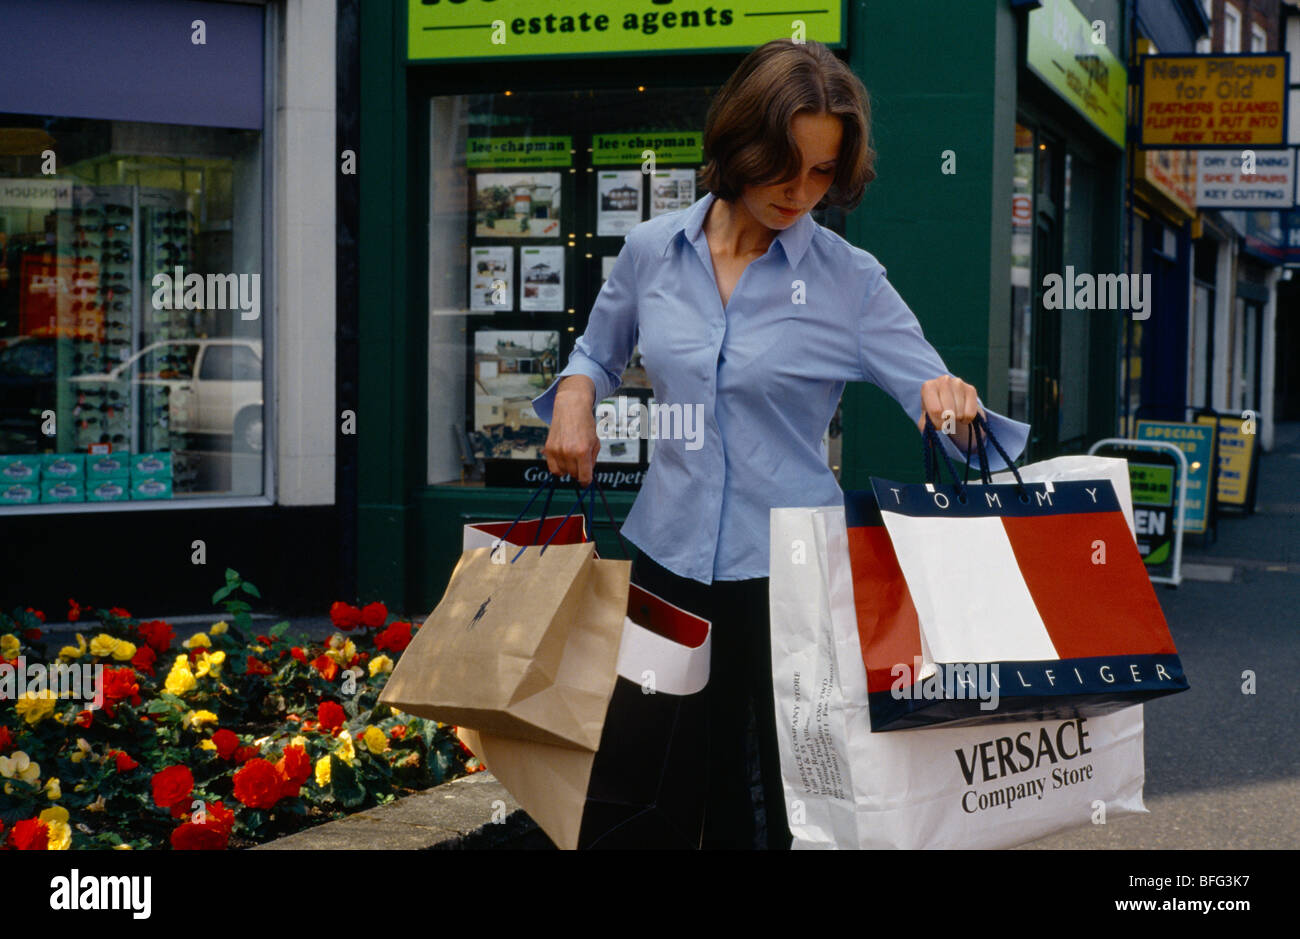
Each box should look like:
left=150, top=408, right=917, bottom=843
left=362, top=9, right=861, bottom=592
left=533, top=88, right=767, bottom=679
left=533, top=191, right=1030, bottom=584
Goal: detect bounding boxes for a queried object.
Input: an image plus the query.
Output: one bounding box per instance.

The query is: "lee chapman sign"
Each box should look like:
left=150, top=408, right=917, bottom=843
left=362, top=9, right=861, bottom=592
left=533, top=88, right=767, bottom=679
left=407, top=0, right=845, bottom=60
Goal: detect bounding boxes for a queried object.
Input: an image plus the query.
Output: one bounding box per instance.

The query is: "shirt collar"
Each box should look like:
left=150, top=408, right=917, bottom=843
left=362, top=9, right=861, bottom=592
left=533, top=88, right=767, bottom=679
left=664, top=191, right=816, bottom=270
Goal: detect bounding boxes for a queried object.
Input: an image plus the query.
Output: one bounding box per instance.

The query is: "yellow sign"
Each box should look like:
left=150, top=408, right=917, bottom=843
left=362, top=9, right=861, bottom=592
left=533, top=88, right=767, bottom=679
left=1196, top=413, right=1257, bottom=507
left=1134, top=148, right=1198, bottom=220
left=1140, top=54, right=1288, bottom=148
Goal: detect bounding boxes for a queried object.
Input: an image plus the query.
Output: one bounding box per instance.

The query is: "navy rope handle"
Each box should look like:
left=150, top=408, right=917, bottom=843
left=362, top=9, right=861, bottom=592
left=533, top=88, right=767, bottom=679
left=962, top=421, right=994, bottom=487
left=974, top=414, right=1030, bottom=501
left=535, top=478, right=630, bottom=560
left=497, top=475, right=558, bottom=548
left=921, top=415, right=967, bottom=502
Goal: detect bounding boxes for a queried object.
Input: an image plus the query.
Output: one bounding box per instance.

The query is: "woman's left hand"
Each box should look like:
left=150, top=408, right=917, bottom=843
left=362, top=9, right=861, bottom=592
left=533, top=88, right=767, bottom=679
left=917, top=374, right=986, bottom=450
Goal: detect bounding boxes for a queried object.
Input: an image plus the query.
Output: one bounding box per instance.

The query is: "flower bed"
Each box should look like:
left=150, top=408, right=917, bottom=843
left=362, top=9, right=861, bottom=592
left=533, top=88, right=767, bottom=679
left=0, top=570, right=480, bottom=850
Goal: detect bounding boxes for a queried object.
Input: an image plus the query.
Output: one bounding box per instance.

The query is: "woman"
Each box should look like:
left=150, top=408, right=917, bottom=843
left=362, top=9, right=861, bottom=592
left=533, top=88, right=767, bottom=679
left=532, top=39, right=1029, bottom=849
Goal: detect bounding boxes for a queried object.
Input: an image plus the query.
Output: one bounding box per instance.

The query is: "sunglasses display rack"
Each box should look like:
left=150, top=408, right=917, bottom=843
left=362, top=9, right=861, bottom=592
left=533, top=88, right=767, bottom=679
left=43, top=189, right=194, bottom=495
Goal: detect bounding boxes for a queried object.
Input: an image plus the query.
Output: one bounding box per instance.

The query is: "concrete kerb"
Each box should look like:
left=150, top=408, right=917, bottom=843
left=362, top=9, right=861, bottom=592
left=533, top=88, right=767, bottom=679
left=253, top=771, right=552, bottom=850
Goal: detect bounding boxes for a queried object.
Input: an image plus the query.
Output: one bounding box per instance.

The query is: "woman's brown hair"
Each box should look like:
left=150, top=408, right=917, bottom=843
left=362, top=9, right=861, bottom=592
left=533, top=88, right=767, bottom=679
left=699, top=39, right=876, bottom=210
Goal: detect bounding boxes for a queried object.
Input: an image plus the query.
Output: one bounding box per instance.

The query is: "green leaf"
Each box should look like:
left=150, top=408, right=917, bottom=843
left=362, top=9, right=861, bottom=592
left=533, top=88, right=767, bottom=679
left=212, top=584, right=235, bottom=604
left=241, top=581, right=261, bottom=599
left=331, top=755, right=365, bottom=808
left=224, top=600, right=252, bottom=613
left=269, top=621, right=290, bottom=638
left=225, top=568, right=240, bottom=587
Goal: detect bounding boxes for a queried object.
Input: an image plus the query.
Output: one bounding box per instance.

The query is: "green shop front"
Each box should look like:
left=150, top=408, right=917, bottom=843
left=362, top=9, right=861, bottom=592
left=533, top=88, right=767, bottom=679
left=356, top=0, right=1122, bottom=612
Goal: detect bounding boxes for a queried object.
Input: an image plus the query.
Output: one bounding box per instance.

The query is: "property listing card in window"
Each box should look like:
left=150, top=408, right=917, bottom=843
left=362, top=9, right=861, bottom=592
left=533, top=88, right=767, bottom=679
left=474, top=171, right=563, bottom=239
left=470, top=329, right=558, bottom=462
left=469, top=246, right=514, bottom=313
left=650, top=169, right=696, bottom=218
left=519, top=246, right=565, bottom=312
left=595, top=397, right=642, bottom=465
left=597, top=170, right=642, bottom=236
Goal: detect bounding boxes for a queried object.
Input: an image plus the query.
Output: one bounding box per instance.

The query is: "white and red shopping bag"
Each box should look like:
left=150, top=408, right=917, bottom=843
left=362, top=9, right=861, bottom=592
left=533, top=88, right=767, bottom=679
left=769, top=501, right=1148, bottom=849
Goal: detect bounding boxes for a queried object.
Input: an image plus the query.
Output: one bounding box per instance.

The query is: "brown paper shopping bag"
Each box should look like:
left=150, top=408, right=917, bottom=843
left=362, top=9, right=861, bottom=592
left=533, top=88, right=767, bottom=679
left=458, top=583, right=711, bottom=850
left=379, top=540, right=630, bottom=750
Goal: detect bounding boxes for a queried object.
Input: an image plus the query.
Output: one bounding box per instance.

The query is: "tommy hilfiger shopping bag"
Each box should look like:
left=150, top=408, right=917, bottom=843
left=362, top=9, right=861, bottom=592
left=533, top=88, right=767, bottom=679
left=861, top=416, right=1188, bottom=730
left=769, top=503, right=1147, bottom=849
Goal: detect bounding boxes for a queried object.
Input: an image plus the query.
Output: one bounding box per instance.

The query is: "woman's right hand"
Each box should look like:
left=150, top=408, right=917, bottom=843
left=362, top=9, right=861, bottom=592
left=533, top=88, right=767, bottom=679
left=543, top=376, right=601, bottom=487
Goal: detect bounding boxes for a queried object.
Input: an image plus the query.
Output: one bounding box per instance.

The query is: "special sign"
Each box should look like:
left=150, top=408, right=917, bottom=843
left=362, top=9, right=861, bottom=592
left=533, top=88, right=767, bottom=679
left=1140, top=54, right=1288, bottom=148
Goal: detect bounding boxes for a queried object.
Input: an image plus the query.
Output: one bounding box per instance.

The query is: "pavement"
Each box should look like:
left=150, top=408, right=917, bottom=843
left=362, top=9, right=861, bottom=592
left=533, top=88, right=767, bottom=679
left=1021, top=422, right=1300, bottom=849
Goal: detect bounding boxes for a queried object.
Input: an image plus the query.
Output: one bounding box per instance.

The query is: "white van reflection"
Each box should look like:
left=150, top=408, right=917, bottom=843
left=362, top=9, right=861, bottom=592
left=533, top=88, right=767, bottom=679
left=70, top=339, right=264, bottom=453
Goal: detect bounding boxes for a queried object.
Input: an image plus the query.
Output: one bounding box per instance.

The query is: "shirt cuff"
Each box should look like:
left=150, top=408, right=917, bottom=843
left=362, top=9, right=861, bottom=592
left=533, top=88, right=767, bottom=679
left=531, top=354, right=617, bottom=425
left=933, top=407, right=1030, bottom=474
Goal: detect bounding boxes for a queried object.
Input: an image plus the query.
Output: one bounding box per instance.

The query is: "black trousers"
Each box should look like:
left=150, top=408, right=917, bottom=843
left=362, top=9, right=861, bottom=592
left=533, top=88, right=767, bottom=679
left=630, top=549, right=793, bottom=851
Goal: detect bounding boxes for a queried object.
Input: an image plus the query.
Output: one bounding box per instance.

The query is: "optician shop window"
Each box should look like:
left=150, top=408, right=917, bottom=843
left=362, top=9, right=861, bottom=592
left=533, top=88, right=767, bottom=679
left=0, top=117, right=264, bottom=509
left=426, top=87, right=848, bottom=492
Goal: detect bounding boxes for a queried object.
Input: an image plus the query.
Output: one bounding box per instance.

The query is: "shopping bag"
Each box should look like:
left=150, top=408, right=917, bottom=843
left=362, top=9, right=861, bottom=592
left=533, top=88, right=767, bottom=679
left=862, top=416, right=1188, bottom=729
left=379, top=480, right=631, bottom=749
left=459, top=582, right=711, bottom=849
left=769, top=503, right=1147, bottom=849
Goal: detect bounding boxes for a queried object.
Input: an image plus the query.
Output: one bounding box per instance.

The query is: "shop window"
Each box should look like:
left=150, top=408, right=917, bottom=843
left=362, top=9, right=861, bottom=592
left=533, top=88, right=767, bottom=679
left=1223, top=3, right=1242, bottom=53
left=1197, top=0, right=1214, bottom=53
left=0, top=115, right=264, bottom=509
left=1008, top=123, right=1035, bottom=424
left=427, top=88, right=846, bottom=490
left=1250, top=23, right=1267, bottom=52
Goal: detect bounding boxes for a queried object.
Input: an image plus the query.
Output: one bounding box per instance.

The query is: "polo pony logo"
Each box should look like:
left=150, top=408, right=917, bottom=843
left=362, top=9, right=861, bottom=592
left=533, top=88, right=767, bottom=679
left=467, top=597, right=491, bottom=631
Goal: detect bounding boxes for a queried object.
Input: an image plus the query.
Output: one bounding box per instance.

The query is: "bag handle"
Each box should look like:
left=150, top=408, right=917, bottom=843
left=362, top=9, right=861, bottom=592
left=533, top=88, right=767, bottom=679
left=921, top=414, right=968, bottom=502
left=499, top=475, right=631, bottom=562
left=963, top=421, right=992, bottom=487
left=925, top=413, right=1031, bottom=504
left=539, top=478, right=631, bottom=560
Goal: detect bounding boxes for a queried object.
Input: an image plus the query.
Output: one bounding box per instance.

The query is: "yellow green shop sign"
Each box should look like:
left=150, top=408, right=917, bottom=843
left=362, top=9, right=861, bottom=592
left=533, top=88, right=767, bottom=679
left=1026, top=0, right=1127, bottom=147
left=592, top=131, right=702, bottom=165
left=408, top=1, right=845, bottom=61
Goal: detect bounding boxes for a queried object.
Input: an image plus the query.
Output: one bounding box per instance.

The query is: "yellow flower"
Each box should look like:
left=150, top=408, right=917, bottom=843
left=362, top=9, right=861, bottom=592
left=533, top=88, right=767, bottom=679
left=368, top=654, right=394, bottom=677
left=183, top=632, right=211, bottom=649
left=325, top=639, right=356, bottom=666
left=58, top=633, right=87, bottom=660
left=0, top=633, right=20, bottom=659
left=183, top=709, right=219, bottom=730
left=39, top=806, right=69, bottom=825
left=164, top=655, right=197, bottom=696
left=314, top=755, right=332, bottom=787
left=194, top=649, right=225, bottom=678
left=14, top=690, right=57, bottom=725
left=45, top=819, right=71, bottom=850
left=109, top=639, right=137, bottom=662
left=198, top=739, right=217, bottom=751
left=86, top=796, right=107, bottom=814
left=290, top=735, right=308, bottom=750
left=88, top=633, right=120, bottom=657
left=0, top=751, right=41, bottom=785
left=113, top=844, right=132, bottom=850
left=362, top=725, right=388, bottom=755
left=70, top=751, right=85, bottom=764
left=209, top=621, right=228, bottom=635
left=335, top=729, right=356, bottom=766
left=45, top=777, right=61, bottom=800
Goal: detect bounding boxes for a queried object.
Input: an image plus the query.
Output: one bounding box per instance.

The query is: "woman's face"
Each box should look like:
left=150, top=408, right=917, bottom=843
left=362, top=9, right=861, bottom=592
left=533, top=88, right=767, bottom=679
left=739, top=111, right=843, bottom=231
